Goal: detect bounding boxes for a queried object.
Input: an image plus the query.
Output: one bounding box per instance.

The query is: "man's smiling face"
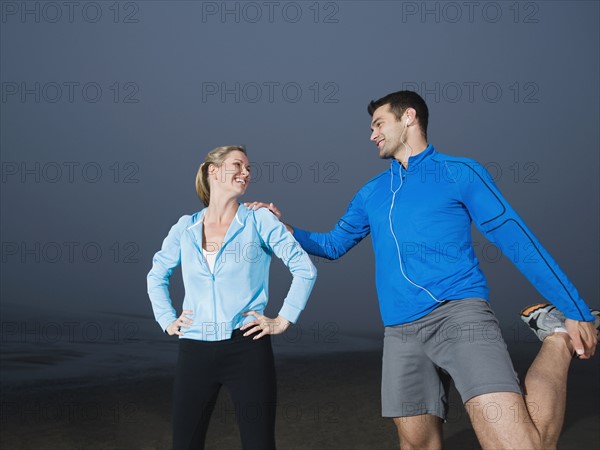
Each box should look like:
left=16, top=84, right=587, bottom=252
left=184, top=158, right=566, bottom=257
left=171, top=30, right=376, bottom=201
left=370, top=104, right=406, bottom=160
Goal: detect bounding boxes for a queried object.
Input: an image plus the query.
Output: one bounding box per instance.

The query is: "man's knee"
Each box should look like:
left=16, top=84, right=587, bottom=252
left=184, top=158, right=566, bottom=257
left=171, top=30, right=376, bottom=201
left=466, top=393, right=546, bottom=450
left=392, top=415, right=443, bottom=450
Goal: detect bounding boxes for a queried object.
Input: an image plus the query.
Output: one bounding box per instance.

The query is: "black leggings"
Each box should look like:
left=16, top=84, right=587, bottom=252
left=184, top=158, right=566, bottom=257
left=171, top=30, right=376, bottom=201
left=172, top=330, right=277, bottom=450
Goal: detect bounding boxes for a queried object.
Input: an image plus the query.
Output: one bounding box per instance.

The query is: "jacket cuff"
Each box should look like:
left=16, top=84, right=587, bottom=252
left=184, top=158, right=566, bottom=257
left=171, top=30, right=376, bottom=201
left=292, top=226, right=309, bottom=244
left=158, top=314, right=177, bottom=333
left=563, top=307, right=595, bottom=322
left=278, top=302, right=303, bottom=324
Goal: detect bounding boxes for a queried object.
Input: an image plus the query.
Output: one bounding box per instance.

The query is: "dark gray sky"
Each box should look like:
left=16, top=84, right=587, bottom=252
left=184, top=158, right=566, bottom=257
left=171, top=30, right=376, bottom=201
left=1, top=1, right=598, bottom=341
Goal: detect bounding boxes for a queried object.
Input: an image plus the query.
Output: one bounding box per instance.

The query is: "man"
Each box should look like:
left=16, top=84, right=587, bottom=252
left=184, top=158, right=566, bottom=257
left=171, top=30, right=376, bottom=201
left=247, top=90, right=598, bottom=449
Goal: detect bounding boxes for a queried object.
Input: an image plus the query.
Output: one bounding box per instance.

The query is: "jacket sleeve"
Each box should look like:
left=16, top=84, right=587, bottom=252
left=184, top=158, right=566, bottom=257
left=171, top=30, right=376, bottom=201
left=147, top=216, right=189, bottom=331
left=292, top=190, right=370, bottom=260
left=451, top=160, right=594, bottom=322
left=253, top=209, right=317, bottom=324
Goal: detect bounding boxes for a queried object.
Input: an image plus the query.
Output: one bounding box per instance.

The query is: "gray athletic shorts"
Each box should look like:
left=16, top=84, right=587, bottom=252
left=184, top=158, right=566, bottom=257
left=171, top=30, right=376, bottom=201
left=381, top=298, right=521, bottom=419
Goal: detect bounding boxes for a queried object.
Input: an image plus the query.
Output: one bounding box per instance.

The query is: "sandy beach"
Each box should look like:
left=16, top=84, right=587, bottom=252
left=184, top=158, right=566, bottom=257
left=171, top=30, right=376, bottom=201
left=1, top=341, right=598, bottom=450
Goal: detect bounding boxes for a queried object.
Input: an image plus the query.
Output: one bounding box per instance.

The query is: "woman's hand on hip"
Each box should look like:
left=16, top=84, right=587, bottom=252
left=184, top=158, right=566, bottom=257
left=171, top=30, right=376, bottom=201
left=241, top=311, right=290, bottom=339
left=166, top=309, right=193, bottom=336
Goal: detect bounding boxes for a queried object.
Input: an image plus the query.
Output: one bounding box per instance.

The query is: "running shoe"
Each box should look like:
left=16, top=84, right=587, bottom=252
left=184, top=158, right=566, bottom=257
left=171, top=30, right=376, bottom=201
left=521, top=303, right=600, bottom=342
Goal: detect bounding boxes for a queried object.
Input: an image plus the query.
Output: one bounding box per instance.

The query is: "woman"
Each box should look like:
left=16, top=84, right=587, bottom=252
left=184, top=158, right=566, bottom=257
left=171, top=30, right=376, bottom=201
left=147, top=145, right=317, bottom=450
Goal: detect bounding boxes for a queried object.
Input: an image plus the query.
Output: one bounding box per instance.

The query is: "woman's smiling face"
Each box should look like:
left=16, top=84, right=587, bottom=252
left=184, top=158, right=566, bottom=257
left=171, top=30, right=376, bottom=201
left=209, top=150, right=251, bottom=197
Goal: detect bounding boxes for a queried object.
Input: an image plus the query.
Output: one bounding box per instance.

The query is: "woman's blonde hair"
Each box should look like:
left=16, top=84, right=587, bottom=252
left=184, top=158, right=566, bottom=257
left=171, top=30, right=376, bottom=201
left=196, top=145, right=247, bottom=206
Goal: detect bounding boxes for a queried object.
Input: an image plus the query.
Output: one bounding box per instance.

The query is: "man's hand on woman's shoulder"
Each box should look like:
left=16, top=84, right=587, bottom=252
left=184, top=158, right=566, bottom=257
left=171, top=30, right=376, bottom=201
left=245, top=202, right=282, bottom=220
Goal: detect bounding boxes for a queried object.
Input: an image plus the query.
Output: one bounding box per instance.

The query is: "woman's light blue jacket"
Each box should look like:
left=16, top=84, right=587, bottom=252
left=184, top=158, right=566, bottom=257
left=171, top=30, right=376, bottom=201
left=147, top=204, right=317, bottom=341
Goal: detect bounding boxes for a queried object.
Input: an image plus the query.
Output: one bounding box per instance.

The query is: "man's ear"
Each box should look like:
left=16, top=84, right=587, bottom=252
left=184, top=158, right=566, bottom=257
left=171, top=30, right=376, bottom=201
left=405, top=107, right=417, bottom=125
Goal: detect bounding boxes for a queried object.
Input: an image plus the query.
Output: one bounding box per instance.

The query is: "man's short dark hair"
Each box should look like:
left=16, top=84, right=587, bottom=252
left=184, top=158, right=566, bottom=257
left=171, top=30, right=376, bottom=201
left=368, top=90, right=429, bottom=139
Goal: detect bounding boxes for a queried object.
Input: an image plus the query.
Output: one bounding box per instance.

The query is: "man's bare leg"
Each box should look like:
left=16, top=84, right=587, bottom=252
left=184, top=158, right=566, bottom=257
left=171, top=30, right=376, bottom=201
left=466, top=332, right=573, bottom=450
left=392, top=414, right=443, bottom=450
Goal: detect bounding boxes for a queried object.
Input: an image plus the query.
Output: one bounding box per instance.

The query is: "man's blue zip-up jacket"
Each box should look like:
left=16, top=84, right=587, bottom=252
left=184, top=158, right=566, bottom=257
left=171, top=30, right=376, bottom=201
left=293, top=145, right=594, bottom=326
left=147, top=204, right=317, bottom=341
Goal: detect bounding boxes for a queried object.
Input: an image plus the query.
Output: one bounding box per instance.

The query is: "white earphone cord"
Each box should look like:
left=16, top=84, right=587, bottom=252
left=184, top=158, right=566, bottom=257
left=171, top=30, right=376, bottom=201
left=388, top=117, right=443, bottom=303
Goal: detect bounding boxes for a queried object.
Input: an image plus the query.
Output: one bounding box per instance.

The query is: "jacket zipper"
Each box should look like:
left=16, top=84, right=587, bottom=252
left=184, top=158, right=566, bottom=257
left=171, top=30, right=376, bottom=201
left=211, top=272, right=216, bottom=328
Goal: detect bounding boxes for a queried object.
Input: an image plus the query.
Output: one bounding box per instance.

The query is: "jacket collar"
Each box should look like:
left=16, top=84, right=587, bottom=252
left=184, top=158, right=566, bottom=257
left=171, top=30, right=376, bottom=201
left=186, top=203, right=250, bottom=252
left=390, top=144, right=436, bottom=172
